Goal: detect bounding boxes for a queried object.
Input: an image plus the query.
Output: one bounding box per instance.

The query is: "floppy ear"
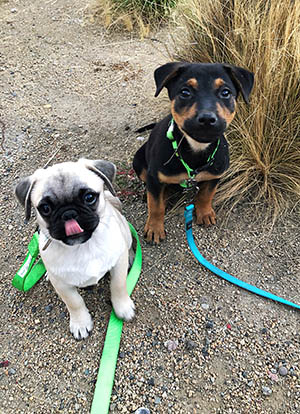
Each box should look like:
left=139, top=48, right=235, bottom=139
left=154, top=62, right=189, bottom=97
left=83, top=159, right=117, bottom=197
left=223, top=64, right=254, bottom=104
left=15, top=177, right=36, bottom=223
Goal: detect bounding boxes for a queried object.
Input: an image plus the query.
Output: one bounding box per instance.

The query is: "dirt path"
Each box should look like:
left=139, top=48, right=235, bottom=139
left=1, top=1, right=300, bottom=413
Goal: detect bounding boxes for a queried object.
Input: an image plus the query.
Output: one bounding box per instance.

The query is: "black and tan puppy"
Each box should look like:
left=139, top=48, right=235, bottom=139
left=133, top=62, right=254, bottom=243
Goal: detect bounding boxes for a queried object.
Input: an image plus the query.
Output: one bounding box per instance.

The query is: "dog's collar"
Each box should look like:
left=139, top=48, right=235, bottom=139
left=166, top=118, right=220, bottom=188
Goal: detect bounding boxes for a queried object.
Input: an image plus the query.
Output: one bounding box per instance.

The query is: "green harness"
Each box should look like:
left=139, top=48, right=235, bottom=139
left=166, top=118, right=220, bottom=188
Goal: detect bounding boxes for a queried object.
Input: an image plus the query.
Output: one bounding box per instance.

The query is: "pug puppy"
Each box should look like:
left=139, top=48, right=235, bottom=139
left=15, top=158, right=135, bottom=339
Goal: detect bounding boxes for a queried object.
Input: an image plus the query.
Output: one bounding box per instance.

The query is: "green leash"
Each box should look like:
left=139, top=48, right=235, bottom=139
left=90, top=222, right=142, bottom=413
left=166, top=118, right=220, bottom=188
left=12, top=224, right=142, bottom=414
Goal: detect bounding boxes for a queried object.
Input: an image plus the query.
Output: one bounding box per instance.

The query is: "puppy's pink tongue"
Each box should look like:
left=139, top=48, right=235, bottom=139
left=65, top=219, right=84, bottom=236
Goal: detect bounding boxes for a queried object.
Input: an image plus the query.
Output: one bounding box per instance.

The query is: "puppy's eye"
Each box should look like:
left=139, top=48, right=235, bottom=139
left=179, top=88, right=191, bottom=99
left=220, top=88, right=232, bottom=99
left=39, top=203, right=52, bottom=216
left=83, top=192, right=97, bottom=205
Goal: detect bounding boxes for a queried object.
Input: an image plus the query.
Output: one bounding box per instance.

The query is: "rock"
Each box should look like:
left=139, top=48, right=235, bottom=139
left=268, top=371, right=279, bottom=382
left=45, top=304, right=53, bottom=312
left=135, top=408, right=150, bottom=414
left=8, top=368, right=16, bottom=375
left=279, top=366, right=288, bottom=376
left=262, top=386, right=272, bottom=396
left=148, top=377, right=155, bottom=386
left=206, top=321, right=214, bottom=329
left=185, top=340, right=197, bottom=351
left=164, top=339, right=178, bottom=351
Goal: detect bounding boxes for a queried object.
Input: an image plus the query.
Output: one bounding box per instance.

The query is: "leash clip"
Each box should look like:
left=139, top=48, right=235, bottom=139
left=181, top=179, right=199, bottom=206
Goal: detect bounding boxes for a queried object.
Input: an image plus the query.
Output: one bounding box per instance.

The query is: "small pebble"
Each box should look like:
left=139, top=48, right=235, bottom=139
left=262, top=386, right=272, bottom=396
left=201, top=347, right=209, bottom=357
left=59, top=312, right=66, bottom=319
left=154, top=397, right=161, bottom=404
left=201, top=303, right=209, bottom=310
left=268, top=372, right=279, bottom=382
left=185, top=340, right=197, bottom=351
left=135, top=408, right=150, bottom=414
left=206, top=321, right=214, bottom=329
left=164, top=340, right=178, bottom=351
left=148, top=377, right=155, bottom=386
left=8, top=368, right=16, bottom=375
left=45, top=304, right=53, bottom=312
left=279, top=366, right=288, bottom=376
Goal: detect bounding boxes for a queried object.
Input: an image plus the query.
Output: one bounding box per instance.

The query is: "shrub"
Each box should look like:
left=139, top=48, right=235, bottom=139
left=175, top=0, right=300, bottom=220
left=89, top=0, right=177, bottom=36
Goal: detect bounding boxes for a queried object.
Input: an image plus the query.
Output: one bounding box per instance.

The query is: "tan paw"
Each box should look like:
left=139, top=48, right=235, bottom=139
left=144, top=220, right=166, bottom=244
left=196, top=208, right=216, bottom=226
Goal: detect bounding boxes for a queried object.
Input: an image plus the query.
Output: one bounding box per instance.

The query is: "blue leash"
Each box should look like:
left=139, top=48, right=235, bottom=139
left=184, top=204, right=300, bottom=310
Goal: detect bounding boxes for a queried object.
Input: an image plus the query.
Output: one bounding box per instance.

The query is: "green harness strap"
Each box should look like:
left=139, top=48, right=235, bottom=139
left=166, top=118, right=220, bottom=188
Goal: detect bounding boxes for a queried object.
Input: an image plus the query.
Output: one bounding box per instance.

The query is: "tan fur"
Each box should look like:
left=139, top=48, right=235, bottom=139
left=187, top=78, right=198, bottom=89
left=216, top=102, right=236, bottom=126
left=158, top=171, right=188, bottom=184
left=144, top=191, right=166, bottom=243
left=194, top=183, right=217, bottom=226
left=139, top=168, right=147, bottom=183
left=171, top=101, right=197, bottom=129
left=214, top=78, right=225, bottom=89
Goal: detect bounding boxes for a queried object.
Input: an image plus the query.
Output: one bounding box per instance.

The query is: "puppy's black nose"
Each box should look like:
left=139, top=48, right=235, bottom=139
left=61, top=209, right=78, bottom=221
left=197, top=112, right=218, bottom=126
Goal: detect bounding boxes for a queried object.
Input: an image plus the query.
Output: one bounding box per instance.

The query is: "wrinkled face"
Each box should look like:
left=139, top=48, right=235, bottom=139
left=31, top=164, right=104, bottom=246
left=169, top=65, right=238, bottom=143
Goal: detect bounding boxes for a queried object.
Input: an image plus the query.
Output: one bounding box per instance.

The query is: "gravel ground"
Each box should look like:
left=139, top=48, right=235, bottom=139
left=1, top=1, right=300, bottom=413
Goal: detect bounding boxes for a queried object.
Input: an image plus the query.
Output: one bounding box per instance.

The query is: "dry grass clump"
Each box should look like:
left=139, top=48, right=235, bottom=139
left=176, top=0, right=300, bottom=220
left=88, top=0, right=177, bottom=37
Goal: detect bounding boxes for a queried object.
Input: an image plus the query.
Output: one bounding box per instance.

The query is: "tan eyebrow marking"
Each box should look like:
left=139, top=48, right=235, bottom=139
left=186, top=78, right=198, bottom=89
left=214, top=78, right=225, bottom=89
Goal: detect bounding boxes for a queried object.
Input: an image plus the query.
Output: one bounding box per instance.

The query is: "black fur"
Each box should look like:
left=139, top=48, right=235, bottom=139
left=37, top=187, right=100, bottom=246
left=133, top=61, right=254, bottom=243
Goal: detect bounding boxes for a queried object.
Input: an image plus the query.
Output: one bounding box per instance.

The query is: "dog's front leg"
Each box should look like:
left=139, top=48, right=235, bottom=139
left=110, top=249, right=135, bottom=321
left=144, top=175, right=166, bottom=244
left=49, top=274, right=93, bottom=340
left=194, top=179, right=219, bottom=226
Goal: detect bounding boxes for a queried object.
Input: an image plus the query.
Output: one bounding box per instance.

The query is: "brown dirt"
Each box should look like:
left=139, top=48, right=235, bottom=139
left=1, top=1, right=300, bottom=413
